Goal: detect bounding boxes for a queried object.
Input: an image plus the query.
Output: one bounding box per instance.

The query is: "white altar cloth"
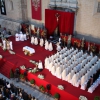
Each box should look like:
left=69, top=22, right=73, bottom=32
left=23, top=46, right=35, bottom=54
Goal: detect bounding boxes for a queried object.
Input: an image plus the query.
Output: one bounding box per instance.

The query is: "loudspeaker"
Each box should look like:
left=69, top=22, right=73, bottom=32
left=46, top=84, right=51, bottom=90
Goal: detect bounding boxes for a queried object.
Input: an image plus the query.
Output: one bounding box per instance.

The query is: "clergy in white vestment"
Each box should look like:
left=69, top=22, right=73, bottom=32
left=61, top=68, right=69, bottom=81
left=19, top=32, right=24, bottom=41
left=56, top=42, right=61, bottom=52
left=45, top=40, right=49, bottom=50
left=23, top=34, right=27, bottom=40
left=51, top=65, right=56, bottom=76
left=49, top=62, right=53, bottom=72
left=39, top=38, right=44, bottom=47
left=34, top=37, right=38, bottom=45
left=48, top=42, right=53, bottom=51
left=55, top=67, right=62, bottom=79
left=67, top=70, right=75, bottom=82
left=15, top=33, right=20, bottom=41
left=81, top=74, right=88, bottom=86
left=71, top=73, right=79, bottom=86
left=9, top=40, right=13, bottom=50
left=2, top=38, right=6, bottom=50
left=31, top=36, right=35, bottom=44
left=38, top=60, right=43, bottom=71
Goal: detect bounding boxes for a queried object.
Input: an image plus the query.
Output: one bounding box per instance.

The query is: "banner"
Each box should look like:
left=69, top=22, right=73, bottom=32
left=31, top=0, right=41, bottom=20
left=0, top=0, right=6, bottom=15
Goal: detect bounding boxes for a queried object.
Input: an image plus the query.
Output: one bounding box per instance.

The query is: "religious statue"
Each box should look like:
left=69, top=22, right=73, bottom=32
left=67, top=35, right=72, bottom=48
left=54, top=27, right=58, bottom=38
left=81, top=37, right=85, bottom=51
left=90, top=43, right=96, bottom=55
left=36, top=27, right=40, bottom=38
left=87, top=42, right=90, bottom=54
left=98, top=47, right=100, bottom=58
left=63, top=35, right=67, bottom=47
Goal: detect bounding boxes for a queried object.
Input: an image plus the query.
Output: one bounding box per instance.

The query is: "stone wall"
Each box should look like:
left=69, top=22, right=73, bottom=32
left=76, top=0, right=100, bottom=39
left=27, top=0, right=50, bottom=26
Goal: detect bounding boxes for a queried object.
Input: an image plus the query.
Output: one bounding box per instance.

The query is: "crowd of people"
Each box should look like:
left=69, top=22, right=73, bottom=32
left=0, top=78, right=38, bottom=100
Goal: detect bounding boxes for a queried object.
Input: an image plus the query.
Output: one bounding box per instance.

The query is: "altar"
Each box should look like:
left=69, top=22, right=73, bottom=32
left=23, top=46, right=35, bottom=56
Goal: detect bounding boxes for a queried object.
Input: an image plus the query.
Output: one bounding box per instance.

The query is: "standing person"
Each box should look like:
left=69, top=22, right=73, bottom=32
left=2, top=38, right=7, bottom=50
left=9, top=40, right=13, bottom=50
left=6, top=39, right=10, bottom=50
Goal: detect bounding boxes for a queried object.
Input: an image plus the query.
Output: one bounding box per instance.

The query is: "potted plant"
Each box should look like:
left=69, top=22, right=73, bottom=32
left=30, top=79, right=35, bottom=87
left=20, top=74, right=25, bottom=82
left=39, top=85, right=45, bottom=93
left=54, top=93, right=60, bottom=100
left=10, top=69, right=14, bottom=79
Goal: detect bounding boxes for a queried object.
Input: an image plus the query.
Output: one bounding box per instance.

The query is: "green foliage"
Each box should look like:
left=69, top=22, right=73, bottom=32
left=30, top=79, right=35, bottom=84
left=39, top=85, right=45, bottom=91
left=94, top=96, right=100, bottom=100
left=54, top=93, right=60, bottom=99
left=20, top=74, right=25, bottom=79
left=10, top=69, right=14, bottom=78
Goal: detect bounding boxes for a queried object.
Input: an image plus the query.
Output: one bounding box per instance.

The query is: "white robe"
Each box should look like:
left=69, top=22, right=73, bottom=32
left=56, top=67, right=62, bottom=79
left=48, top=42, right=53, bottom=51
left=3, top=40, right=6, bottom=50
left=39, top=38, right=44, bottom=47
left=31, top=36, right=35, bottom=44
left=61, top=68, right=68, bottom=81
left=9, top=41, right=13, bottom=50
left=34, top=37, right=38, bottom=45
left=15, top=33, right=20, bottom=41
left=45, top=40, right=49, bottom=50
left=38, top=61, right=43, bottom=69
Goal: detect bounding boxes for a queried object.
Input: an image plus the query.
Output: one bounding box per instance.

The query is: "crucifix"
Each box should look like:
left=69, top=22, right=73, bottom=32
left=55, top=13, right=60, bottom=22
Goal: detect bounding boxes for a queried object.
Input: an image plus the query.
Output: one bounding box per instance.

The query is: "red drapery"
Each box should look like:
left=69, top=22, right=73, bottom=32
left=45, top=9, right=75, bottom=37
left=31, top=0, right=41, bottom=20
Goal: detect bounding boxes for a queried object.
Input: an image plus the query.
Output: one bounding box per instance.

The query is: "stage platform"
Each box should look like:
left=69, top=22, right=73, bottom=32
left=0, top=36, right=100, bottom=100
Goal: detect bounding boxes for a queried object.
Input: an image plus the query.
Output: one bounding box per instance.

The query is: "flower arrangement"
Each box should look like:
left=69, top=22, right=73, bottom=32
left=31, top=67, right=37, bottom=73
left=0, top=55, right=3, bottom=58
left=57, top=85, right=64, bottom=90
left=79, top=95, right=88, bottom=100
left=20, top=65, right=26, bottom=70
left=38, top=74, right=44, bottom=79
left=29, top=60, right=38, bottom=66
left=9, top=50, right=15, bottom=54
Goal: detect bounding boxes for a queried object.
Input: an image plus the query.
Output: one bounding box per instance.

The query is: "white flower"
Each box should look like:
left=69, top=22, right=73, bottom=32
left=20, top=65, right=26, bottom=70
left=79, top=96, right=88, bottom=100
left=58, top=85, right=64, bottom=90
left=9, top=50, right=15, bottom=54
left=38, top=74, right=44, bottom=79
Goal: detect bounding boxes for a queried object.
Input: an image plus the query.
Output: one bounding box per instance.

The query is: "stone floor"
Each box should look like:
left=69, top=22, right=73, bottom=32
left=0, top=73, right=54, bottom=100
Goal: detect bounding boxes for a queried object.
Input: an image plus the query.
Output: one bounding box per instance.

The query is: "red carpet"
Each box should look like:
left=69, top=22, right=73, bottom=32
left=0, top=36, right=100, bottom=100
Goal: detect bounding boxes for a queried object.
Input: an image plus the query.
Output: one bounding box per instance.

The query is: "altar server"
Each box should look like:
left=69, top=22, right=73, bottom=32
left=39, top=38, right=44, bottom=47
left=38, top=60, right=43, bottom=71
left=15, top=33, right=20, bottom=41
left=45, top=40, right=49, bottom=50
left=9, top=40, right=13, bottom=50
left=2, top=38, right=6, bottom=50
left=34, top=37, right=38, bottom=45
left=31, top=36, right=35, bottom=44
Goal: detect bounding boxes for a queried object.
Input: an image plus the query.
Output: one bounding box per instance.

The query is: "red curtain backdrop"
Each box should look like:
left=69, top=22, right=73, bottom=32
left=45, top=9, right=75, bottom=37
left=31, top=0, right=41, bottom=20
